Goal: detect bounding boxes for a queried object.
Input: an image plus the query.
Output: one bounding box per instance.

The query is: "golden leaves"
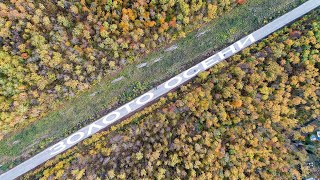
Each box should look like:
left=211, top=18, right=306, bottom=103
left=231, top=99, right=242, bottom=108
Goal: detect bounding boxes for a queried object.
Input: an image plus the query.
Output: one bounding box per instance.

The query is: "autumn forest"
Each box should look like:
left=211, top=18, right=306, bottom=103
left=21, top=8, right=320, bottom=179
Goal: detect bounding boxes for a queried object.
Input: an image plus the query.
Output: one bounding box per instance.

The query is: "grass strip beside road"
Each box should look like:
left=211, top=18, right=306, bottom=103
left=0, top=0, right=305, bottom=172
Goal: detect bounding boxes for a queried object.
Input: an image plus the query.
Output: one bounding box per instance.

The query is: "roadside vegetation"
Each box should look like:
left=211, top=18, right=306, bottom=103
left=0, top=0, right=306, bottom=173
left=23, top=9, right=320, bottom=179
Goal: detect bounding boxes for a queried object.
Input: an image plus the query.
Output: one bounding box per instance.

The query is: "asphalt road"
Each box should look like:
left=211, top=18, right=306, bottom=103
left=1, top=0, right=319, bottom=179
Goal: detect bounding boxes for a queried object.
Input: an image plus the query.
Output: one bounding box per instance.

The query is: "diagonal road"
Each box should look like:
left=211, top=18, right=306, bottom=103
left=1, top=0, right=319, bottom=179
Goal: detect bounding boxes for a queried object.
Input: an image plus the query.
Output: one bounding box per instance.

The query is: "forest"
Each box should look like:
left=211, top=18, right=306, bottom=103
left=23, top=9, right=320, bottom=179
left=0, top=0, right=245, bottom=139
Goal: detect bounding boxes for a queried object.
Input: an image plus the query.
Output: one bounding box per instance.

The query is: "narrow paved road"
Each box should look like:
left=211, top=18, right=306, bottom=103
left=1, top=0, right=319, bottom=179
